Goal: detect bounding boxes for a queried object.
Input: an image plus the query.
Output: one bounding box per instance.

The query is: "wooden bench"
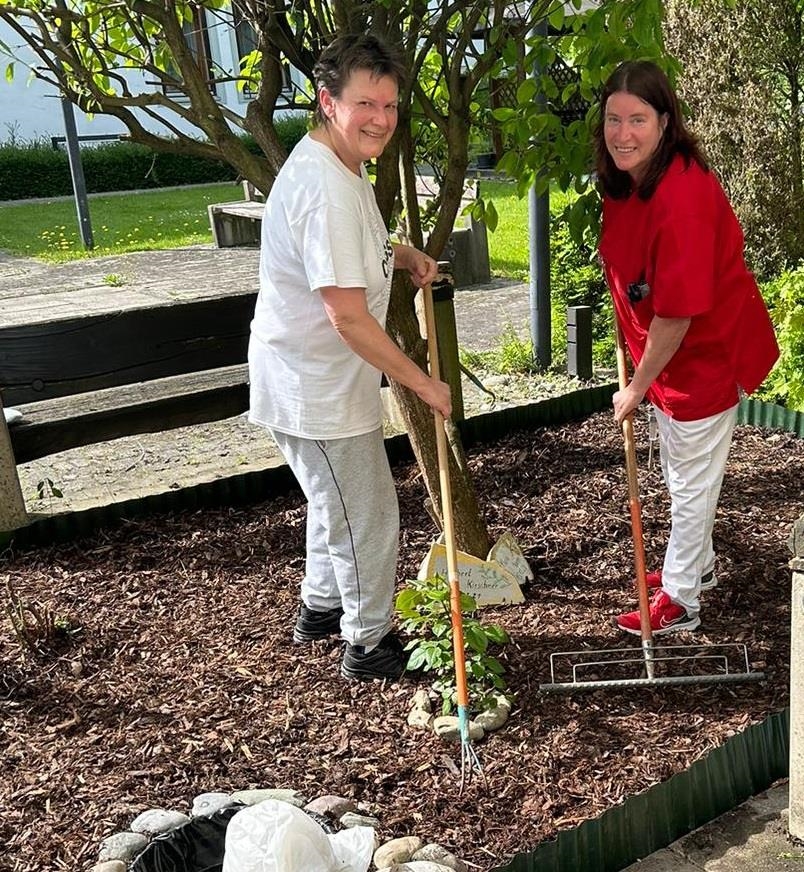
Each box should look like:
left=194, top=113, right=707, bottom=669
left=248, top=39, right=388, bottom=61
left=0, top=292, right=257, bottom=531
left=207, top=180, right=265, bottom=248
left=0, top=278, right=467, bottom=533
left=207, top=176, right=491, bottom=288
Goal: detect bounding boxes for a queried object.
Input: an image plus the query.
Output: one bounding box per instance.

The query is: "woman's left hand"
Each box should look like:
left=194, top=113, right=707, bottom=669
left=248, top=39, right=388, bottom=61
left=393, top=243, right=438, bottom=288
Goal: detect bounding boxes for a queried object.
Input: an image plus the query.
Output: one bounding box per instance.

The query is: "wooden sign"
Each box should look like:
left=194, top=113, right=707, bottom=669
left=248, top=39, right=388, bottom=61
left=417, top=530, right=529, bottom=607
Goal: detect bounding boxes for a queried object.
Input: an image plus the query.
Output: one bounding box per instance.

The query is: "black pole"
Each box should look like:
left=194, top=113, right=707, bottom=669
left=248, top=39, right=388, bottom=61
left=60, top=95, right=94, bottom=250
left=528, top=17, right=551, bottom=370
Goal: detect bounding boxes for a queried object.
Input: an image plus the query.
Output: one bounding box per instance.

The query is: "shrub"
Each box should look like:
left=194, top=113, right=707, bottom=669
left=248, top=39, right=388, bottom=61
left=550, top=194, right=613, bottom=368
left=756, top=265, right=804, bottom=411
left=0, top=116, right=309, bottom=201
left=396, top=573, right=511, bottom=715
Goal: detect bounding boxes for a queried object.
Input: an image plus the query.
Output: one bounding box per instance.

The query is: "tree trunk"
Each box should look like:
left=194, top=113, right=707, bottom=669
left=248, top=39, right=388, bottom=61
left=376, top=122, right=491, bottom=558
left=385, top=272, right=491, bottom=558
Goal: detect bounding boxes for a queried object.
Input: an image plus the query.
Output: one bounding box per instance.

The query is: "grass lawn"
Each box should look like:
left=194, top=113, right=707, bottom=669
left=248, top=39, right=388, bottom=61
left=480, top=180, right=529, bottom=280
left=0, top=179, right=540, bottom=279
left=0, top=182, right=243, bottom=262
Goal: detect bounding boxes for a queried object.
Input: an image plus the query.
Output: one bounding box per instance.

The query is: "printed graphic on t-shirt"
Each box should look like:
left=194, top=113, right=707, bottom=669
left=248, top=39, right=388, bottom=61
left=381, top=237, right=393, bottom=279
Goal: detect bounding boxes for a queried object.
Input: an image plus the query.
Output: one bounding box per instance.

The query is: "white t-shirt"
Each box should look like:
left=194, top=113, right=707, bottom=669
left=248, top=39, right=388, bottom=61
left=248, top=134, right=395, bottom=439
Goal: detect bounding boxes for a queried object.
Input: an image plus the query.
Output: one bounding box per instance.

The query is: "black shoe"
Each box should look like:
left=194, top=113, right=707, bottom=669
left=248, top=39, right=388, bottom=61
left=340, top=631, right=406, bottom=681
left=293, top=604, right=343, bottom=643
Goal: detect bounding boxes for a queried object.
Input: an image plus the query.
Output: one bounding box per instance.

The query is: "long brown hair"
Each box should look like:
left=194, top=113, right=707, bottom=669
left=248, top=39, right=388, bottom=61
left=593, top=60, right=708, bottom=200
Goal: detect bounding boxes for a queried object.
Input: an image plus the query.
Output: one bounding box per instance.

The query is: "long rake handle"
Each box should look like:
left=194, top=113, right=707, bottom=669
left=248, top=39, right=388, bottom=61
left=614, top=318, right=655, bottom=671
left=422, top=283, right=470, bottom=712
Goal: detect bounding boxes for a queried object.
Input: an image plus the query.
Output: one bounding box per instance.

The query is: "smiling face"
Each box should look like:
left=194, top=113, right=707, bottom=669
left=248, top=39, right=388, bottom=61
left=603, top=90, right=667, bottom=183
left=318, top=68, right=399, bottom=174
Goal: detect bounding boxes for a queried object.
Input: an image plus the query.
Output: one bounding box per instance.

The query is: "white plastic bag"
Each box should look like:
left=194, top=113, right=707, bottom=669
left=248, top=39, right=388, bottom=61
left=222, top=799, right=374, bottom=872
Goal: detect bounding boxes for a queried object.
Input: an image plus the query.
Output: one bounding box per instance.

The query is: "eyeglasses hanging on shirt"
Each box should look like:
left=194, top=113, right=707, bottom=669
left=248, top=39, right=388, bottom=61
left=627, top=276, right=651, bottom=306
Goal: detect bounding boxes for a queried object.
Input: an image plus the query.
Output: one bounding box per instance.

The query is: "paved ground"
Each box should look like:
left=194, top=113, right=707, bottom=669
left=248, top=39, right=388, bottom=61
left=623, top=781, right=802, bottom=872
left=0, top=245, right=533, bottom=338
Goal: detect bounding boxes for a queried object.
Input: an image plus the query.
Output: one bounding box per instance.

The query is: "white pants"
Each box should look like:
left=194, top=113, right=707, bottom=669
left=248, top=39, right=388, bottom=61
left=270, top=428, right=399, bottom=649
left=654, top=403, right=738, bottom=616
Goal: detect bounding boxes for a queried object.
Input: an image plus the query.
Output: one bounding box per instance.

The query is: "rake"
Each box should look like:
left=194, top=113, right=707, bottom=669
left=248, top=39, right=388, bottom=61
left=421, top=280, right=484, bottom=790
left=539, top=318, right=765, bottom=693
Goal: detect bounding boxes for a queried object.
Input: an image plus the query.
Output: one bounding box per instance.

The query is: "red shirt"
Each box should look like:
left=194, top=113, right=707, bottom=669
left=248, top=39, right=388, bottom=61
left=599, top=155, right=778, bottom=421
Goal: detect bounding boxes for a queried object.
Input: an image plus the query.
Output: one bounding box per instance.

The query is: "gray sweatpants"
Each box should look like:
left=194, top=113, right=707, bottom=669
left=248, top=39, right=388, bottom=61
left=270, top=427, right=399, bottom=650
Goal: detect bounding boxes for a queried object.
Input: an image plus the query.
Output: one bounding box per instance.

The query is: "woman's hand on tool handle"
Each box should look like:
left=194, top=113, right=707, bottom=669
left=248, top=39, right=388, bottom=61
left=613, top=315, right=691, bottom=425
left=418, top=376, right=453, bottom=419
left=393, top=243, right=438, bottom=288
left=320, top=285, right=452, bottom=419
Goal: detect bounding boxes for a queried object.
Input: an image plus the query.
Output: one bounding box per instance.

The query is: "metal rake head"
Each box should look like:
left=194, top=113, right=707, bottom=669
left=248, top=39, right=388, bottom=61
left=540, top=641, right=765, bottom=692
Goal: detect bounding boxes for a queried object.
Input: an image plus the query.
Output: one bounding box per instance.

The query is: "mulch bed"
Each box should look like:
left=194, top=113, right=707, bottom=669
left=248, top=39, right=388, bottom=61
left=1, top=411, right=801, bottom=872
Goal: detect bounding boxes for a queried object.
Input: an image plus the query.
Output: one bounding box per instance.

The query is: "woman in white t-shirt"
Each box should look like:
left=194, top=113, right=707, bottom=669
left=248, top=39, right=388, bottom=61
left=248, top=32, right=451, bottom=682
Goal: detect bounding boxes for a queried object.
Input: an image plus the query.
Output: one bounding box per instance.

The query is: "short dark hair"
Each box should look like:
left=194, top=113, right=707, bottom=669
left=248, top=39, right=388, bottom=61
left=593, top=60, right=708, bottom=200
left=312, top=33, right=408, bottom=126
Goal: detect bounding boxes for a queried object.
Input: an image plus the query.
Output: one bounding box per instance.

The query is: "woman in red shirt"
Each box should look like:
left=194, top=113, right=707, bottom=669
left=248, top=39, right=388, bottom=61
left=595, top=60, right=778, bottom=635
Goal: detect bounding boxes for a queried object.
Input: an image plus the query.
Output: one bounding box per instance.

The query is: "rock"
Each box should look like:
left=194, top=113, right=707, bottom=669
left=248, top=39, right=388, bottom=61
left=90, top=862, right=126, bottom=872
left=407, top=707, right=434, bottom=730
left=388, top=863, right=456, bottom=872
left=410, top=689, right=433, bottom=713
left=412, top=843, right=468, bottom=872
left=340, top=810, right=381, bottom=829
left=97, top=832, right=149, bottom=862
left=231, top=787, right=307, bottom=808
left=304, top=794, right=357, bottom=819
left=473, top=698, right=510, bottom=732
left=789, top=513, right=804, bottom=557
left=190, top=792, right=233, bottom=817
left=130, top=808, right=191, bottom=835
left=374, top=835, right=423, bottom=869
left=433, top=716, right=484, bottom=742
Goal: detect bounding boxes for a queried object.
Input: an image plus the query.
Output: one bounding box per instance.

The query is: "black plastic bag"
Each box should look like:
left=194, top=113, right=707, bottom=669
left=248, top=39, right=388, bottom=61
left=130, top=804, right=335, bottom=872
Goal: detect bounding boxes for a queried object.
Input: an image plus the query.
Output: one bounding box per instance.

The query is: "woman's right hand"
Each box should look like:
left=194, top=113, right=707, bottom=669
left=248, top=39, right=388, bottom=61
left=419, top=376, right=453, bottom=419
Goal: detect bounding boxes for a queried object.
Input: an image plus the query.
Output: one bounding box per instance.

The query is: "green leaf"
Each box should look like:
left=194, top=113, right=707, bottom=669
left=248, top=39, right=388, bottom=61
left=485, top=656, right=506, bottom=675
left=492, top=106, right=518, bottom=123
left=516, top=79, right=537, bottom=104
left=459, top=591, right=477, bottom=612
left=548, top=5, right=566, bottom=30
left=464, top=624, right=489, bottom=654
left=484, top=624, right=509, bottom=644
left=407, top=646, right=427, bottom=671
left=484, top=200, right=499, bottom=233
left=5, top=62, right=13, bottom=83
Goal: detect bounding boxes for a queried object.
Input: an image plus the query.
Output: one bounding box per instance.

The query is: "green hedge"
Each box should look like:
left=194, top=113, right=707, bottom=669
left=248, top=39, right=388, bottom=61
left=0, top=114, right=309, bottom=200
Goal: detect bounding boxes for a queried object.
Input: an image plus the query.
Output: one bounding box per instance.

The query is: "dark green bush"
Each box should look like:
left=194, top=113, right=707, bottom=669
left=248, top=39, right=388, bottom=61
left=0, top=141, right=75, bottom=199
left=549, top=217, right=613, bottom=367
left=0, top=113, right=309, bottom=200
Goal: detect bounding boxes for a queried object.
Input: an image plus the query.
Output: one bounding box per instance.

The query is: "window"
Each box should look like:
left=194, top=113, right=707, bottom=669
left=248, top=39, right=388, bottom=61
left=163, top=5, right=217, bottom=97
left=232, top=2, right=292, bottom=100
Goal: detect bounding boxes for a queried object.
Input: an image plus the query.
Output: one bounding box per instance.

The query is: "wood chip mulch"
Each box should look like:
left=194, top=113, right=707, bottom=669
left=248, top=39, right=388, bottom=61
left=1, top=412, right=801, bottom=872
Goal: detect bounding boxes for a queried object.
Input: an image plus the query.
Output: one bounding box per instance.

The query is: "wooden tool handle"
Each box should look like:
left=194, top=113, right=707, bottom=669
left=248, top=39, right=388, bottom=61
left=614, top=319, right=654, bottom=650
left=422, top=283, right=469, bottom=709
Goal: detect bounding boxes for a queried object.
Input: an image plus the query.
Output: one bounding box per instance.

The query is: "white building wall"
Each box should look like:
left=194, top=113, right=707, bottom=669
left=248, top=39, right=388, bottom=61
left=0, top=13, right=294, bottom=145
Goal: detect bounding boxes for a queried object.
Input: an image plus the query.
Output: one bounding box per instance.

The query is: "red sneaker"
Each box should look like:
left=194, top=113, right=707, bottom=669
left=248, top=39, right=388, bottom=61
left=616, top=590, right=701, bottom=636
left=645, top=569, right=717, bottom=593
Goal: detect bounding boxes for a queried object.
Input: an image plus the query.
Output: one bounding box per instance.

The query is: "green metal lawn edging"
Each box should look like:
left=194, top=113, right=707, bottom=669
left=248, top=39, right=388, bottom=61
left=491, top=708, right=790, bottom=872
left=5, top=390, right=801, bottom=551
left=738, top=397, right=804, bottom=434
